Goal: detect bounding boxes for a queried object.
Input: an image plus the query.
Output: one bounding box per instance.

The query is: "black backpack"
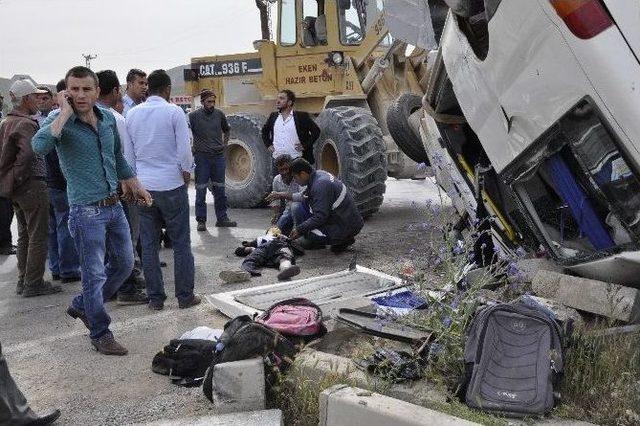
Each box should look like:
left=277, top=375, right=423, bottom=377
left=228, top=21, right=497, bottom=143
left=151, top=339, right=217, bottom=387
left=202, top=315, right=298, bottom=402
left=462, top=302, right=564, bottom=417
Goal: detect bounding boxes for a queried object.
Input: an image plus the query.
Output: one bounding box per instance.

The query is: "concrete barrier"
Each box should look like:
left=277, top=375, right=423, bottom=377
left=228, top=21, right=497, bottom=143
left=211, top=358, right=265, bottom=413
left=319, top=385, right=480, bottom=426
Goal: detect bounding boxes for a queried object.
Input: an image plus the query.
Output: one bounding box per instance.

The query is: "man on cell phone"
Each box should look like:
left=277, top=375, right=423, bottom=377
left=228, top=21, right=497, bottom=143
left=32, top=66, right=152, bottom=356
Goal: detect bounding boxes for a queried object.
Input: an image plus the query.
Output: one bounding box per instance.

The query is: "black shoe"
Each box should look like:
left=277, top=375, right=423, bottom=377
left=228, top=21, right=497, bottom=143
left=133, top=275, right=146, bottom=290
left=277, top=265, right=301, bottom=281
left=25, top=409, right=61, bottom=425
left=66, top=306, right=91, bottom=331
left=160, top=261, right=167, bottom=268
left=178, top=294, right=202, bottom=309
left=215, top=218, right=237, bottom=227
left=197, top=221, right=207, bottom=232
left=61, top=275, right=81, bottom=284
left=331, top=237, right=356, bottom=253
left=117, top=291, right=149, bottom=305
left=51, top=273, right=61, bottom=281
left=148, top=300, right=164, bottom=311
left=23, top=281, right=62, bottom=298
left=0, top=245, right=16, bottom=255
left=298, top=237, right=326, bottom=250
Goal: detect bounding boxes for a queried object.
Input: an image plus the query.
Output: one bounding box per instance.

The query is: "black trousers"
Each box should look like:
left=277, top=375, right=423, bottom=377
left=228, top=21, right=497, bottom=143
left=0, top=341, right=38, bottom=425
left=0, top=197, right=14, bottom=248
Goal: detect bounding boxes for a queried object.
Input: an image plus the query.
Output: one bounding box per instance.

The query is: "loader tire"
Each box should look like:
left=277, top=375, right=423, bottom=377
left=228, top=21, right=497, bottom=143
left=225, top=114, right=271, bottom=208
left=386, top=93, right=429, bottom=164
left=315, top=107, right=387, bottom=218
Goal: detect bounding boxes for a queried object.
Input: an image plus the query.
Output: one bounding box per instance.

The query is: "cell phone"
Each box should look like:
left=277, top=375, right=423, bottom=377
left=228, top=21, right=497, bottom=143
left=65, top=95, right=77, bottom=112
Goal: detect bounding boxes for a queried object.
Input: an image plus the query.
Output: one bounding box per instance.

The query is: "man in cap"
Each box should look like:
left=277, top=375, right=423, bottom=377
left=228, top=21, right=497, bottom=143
left=0, top=79, right=62, bottom=297
left=188, top=89, right=236, bottom=231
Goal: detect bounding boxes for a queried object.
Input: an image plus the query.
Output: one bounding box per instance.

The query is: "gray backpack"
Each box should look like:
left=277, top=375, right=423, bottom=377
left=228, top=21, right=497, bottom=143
left=463, top=302, right=564, bottom=417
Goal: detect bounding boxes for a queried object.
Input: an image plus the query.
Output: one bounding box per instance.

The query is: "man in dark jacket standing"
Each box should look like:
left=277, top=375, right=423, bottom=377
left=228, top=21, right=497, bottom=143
left=288, top=158, right=363, bottom=253
left=188, top=89, right=236, bottom=231
left=261, top=89, right=320, bottom=168
left=0, top=80, right=62, bottom=297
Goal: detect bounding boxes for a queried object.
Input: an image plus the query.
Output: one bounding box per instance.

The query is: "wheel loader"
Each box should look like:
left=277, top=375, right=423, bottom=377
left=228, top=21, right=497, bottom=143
left=184, top=0, right=449, bottom=217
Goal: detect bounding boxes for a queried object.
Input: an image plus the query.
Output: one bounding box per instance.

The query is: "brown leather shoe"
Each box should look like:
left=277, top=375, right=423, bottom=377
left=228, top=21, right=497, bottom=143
left=91, top=334, right=128, bottom=356
left=66, top=306, right=91, bottom=331
left=178, top=294, right=202, bottom=309
left=22, top=280, right=62, bottom=297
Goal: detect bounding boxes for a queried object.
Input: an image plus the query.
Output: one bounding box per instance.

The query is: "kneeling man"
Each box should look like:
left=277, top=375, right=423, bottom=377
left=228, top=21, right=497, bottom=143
left=288, top=158, right=363, bottom=252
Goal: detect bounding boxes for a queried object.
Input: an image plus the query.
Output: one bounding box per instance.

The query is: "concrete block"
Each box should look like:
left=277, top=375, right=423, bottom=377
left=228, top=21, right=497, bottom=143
left=513, top=258, right=565, bottom=284
left=519, top=295, right=585, bottom=328
left=532, top=270, right=640, bottom=323
left=319, top=385, right=480, bottom=426
left=137, top=409, right=283, bottom=426
left=212, top=358, right=265, bottom=413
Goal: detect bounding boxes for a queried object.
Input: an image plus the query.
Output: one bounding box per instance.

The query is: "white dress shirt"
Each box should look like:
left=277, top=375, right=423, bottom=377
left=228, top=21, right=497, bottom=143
left=124, top=96, right=193, bottom=192
left=273, top=112, right=302, bottom=159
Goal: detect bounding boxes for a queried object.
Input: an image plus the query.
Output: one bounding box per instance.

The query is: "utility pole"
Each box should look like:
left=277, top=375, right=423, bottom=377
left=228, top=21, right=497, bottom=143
left=82, top=53, right=97, bottom=69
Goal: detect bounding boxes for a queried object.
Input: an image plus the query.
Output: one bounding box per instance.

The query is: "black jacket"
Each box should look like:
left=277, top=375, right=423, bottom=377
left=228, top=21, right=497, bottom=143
left=297, top=170, right=364, bottom=244
left=261, top=111, right=320, bottom=164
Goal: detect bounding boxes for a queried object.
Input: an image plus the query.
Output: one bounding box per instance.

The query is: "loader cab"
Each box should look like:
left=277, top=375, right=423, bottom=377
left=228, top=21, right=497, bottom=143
left=277, top=0, right=378, bottom=51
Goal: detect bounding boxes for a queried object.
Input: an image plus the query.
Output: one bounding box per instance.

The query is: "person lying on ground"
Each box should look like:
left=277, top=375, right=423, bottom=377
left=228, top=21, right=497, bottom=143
left=288, top=158, right=363, bottom=253
left=264, top=154, right=305, bottom=235
left=219, top=226, right=304, bottom=283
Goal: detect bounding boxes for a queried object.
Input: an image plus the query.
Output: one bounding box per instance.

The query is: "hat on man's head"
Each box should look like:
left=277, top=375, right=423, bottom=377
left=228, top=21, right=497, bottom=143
left=199, top=89, right=215, bottom=101
left=9, top=80, right=48, bottom=98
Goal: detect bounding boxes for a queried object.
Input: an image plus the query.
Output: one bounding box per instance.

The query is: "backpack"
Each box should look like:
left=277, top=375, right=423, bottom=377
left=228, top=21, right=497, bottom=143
left=256, top=298, right=327, bottom=340
left=151, top=339, right=217, bottom=387
left=462, top=302, right=564, bottom=417
left=202, top=315, right=298, bottom=402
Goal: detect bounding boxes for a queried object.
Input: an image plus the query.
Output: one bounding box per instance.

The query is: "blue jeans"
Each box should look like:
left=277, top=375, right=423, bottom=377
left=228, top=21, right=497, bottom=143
left=276, top=202, right=303, bottom=236
left=194, top=152, right=228, bottom=223
left=69, top=203, right=134, bottom=340
left=47, top=188, right=80, bottom=278
left=139, top=185, right=194, bottom=304
left=290, top=202, right=328, bottom=245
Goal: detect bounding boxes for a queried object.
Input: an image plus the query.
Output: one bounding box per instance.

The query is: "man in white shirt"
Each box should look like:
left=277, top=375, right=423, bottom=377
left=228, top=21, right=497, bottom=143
left=96, top=70, right=148, bottom=306
left=125, top=69, right=201, bottom=311
left=122, top=69, right=147, bottom=116
left=261, top=90, right=320, bottom=174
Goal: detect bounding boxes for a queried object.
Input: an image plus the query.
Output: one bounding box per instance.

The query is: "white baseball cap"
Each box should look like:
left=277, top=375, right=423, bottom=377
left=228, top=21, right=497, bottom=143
left=9, top=79, right=48, bottom=98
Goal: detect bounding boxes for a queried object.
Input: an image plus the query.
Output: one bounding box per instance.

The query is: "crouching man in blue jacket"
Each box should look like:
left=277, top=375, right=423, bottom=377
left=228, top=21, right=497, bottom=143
left=288, top=158, right=363, bottom=253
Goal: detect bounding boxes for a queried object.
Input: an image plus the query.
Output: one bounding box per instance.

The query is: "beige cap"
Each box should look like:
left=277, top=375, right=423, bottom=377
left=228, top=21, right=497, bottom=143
left=9, top=79, right=48, bottom=98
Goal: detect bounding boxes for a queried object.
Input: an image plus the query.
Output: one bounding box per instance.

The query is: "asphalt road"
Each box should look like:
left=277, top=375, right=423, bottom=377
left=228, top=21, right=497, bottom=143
left=0, top=178, right=447, bottom=425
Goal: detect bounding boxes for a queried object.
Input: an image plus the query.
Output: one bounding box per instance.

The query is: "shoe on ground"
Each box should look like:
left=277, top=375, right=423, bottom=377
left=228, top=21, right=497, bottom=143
left=330, top=237, right=356, bottom=253
left=91, top=334, right=128, bottom=356
left=25, top=409, right=61, bottom=426
left=219, top=270, right=251, bottom=284
left=66, top=306, right=91, bottom=331
left=178, top=294, right=202, bottom=309
left=277, top=265, right=301, bottom=281
left=16, top=280, right=24, bottom=295
left=51, top=273, right=60, bottom=281
left=298, top=237, right=326, bottom=250
left=148, top=300, right=164, bottom=311
left=22, top=280, right=62, bottom=298
left=61, top=275, right=81, bottom=284
left=117, top=291, right=149, bottom=306
left=197, top=221, right=207, bottom=232
left=215, top=218, right=237, bottom=227
left=133, top=275, right=146, bottom=290
left=0, top=245, right=16, bottom=255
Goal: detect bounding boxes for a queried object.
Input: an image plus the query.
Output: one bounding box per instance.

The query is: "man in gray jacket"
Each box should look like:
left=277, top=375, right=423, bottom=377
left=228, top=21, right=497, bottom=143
left=288, top=158, right=363, bottom=252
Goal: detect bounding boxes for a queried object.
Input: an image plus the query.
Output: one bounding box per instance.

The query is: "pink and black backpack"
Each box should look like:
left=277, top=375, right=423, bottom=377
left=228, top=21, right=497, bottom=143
left=256, top=298, right=327, bottom=340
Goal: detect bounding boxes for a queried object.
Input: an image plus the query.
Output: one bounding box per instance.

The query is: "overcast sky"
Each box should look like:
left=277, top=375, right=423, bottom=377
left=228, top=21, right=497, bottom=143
left=0, top=0, right=263, bottom=84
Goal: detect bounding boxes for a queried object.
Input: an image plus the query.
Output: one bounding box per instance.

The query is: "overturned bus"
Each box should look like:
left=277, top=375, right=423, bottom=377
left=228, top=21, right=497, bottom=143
left=413, top=0, right=640, bottom=286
